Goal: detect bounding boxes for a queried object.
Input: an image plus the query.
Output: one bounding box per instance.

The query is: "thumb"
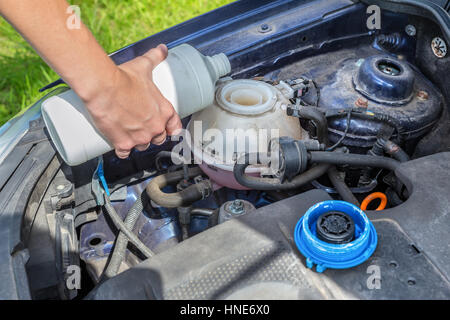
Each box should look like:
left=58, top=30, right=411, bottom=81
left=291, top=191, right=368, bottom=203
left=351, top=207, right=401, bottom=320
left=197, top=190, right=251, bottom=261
left=142, top=44, right=168, bottom=68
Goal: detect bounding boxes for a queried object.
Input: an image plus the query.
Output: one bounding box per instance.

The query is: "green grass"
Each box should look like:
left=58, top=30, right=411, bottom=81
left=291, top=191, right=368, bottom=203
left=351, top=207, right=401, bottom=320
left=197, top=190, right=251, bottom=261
left=0, top=0, right=234, bottom=125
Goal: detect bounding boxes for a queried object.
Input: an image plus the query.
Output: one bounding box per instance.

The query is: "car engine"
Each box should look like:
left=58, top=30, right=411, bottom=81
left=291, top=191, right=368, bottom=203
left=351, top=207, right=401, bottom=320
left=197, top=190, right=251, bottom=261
left=20, top=1, right=450, bottom=300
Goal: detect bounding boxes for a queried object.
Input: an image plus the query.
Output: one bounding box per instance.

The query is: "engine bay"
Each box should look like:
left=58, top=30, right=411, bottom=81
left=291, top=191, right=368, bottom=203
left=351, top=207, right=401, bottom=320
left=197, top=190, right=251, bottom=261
left=17, top=1, right=450, bottom=300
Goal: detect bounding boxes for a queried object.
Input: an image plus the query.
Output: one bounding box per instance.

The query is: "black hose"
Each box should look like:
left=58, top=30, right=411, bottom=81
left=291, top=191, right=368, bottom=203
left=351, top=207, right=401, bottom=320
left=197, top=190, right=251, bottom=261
left=233, top=153, right=330, bottom=190
left=155, top=151, right=189, bottom=180
left=288, top=105, right=329, bottom=145
left=380, top=140, right=410, bottom=163
left=308, top=151, right=401, bottom=172
left=327, top=166, right=360, bottom=206
left=104, top=191, right=149, bottom=278
left=103, top=195, right=155, bottom=259
left=146, top=167, right=212, bottom=208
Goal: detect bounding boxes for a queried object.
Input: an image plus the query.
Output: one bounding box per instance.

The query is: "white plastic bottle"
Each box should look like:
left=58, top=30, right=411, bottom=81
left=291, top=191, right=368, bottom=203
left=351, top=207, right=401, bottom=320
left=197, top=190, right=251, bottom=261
left=41, top=44, right=231, bottom=166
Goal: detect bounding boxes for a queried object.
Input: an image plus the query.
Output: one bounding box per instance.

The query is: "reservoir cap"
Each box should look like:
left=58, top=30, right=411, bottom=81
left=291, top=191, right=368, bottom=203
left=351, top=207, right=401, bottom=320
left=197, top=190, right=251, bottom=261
left=294, top=200, right=377, bottom=273
left=316, top=211, right=355, bottom=244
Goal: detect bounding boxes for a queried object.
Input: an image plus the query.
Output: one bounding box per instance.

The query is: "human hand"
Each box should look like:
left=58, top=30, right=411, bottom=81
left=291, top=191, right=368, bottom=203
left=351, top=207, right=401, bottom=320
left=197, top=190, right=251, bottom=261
left=84, top=44, right=182, bottom=159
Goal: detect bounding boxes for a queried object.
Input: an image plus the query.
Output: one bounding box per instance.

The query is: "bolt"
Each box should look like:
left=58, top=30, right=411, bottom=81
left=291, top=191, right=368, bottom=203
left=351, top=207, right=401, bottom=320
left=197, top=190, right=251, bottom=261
left=232, top=199, right=243, bottom=208
left=405, top=24, right=416, bottom=37
left=229, top=200, right=245, bottom=215
left=56, top=184, right=66, bottom=191
left=355, top=97, right=368, bottom=108
left=416, top=90, right=428, bottom=101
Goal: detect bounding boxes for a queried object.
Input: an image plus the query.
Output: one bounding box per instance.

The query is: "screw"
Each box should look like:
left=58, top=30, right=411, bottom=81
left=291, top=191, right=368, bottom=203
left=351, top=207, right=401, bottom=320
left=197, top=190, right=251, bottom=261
left=416, top=90, right=429, bottom=101
left=405, top=24, right=416, bottom=36
left=258, top=23, right=272, bottom=33
left=355, top=97, right=368, bottom=108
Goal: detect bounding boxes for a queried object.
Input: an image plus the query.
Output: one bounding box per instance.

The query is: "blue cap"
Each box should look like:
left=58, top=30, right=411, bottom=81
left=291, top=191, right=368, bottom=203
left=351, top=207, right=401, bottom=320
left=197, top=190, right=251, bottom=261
left=294, top=200, right=377, bottom=273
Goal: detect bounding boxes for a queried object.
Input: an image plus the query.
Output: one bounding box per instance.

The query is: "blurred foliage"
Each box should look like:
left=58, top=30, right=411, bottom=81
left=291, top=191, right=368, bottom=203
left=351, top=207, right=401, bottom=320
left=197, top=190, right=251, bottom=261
left=0, top=0, right=233, bottom=125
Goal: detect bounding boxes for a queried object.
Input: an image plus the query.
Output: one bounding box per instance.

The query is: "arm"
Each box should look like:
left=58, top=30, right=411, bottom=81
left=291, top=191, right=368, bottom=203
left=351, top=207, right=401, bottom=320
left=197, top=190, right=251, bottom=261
left=0, top=0, right=182, bottom=158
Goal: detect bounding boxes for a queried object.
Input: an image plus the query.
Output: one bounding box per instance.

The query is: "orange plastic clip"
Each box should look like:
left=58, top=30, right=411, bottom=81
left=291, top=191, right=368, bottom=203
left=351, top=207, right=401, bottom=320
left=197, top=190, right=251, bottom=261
left=360, top=192, right=387, bottom=211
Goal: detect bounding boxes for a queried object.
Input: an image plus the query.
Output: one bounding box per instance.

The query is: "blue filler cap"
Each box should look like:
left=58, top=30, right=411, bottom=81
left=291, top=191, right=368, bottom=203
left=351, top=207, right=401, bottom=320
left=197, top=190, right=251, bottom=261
left=294, top=200, right=377, bottom=273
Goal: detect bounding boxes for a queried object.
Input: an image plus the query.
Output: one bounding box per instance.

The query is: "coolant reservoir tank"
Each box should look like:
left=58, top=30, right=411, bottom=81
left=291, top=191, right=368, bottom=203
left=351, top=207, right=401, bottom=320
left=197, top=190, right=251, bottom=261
left=41, top=44, right=231, bottom=166
left=187, top=79, right=309, bottom=189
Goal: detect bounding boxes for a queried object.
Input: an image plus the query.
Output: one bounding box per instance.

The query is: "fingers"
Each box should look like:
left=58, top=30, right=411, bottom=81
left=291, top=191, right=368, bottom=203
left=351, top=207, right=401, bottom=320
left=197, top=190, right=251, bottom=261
left=115, top=126, right=167, bottom=158
left=165, top=113, right=182, bottom=136
left=110, top=43, right=175, bottom=159
left=115, top=131, right=166, bottom=158
left=115, top=148, right=131, bottom=159
left=135, top=143, right=151, bottom=152
left=151, top=131, right=167, bottom=145
left=142, top=44, right=168, bottom=68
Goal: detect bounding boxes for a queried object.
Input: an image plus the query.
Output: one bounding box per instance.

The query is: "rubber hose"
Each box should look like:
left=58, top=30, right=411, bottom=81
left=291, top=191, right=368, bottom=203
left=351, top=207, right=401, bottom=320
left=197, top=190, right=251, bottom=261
left=191, top=208, right=215, bottom=217
left=381, top=140, right=410, bottom=163
left=155, top=151, right=189, bottom=179
left=309, top=151, right=401, bottom=172
left=104, top=191, right=149, bottom=278
left=296, top=106, right=329, bottom=145
left=146, top=167, right=212, bottom=208
left=233, top=153, right=331, bottom=190
left=327, top=166, right=360, bottom=206
left=103, top=195, right=154, bottom=259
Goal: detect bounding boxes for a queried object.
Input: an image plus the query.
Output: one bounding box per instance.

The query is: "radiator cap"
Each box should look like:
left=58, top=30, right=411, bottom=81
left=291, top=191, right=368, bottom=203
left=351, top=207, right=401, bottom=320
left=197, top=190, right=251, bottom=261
left=294, top=200, right=377, bottom=272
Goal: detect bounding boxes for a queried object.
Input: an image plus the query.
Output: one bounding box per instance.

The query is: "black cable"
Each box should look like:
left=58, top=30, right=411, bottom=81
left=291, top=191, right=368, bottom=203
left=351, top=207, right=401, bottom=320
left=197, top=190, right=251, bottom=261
left=308, top=151, right=401, bottom=172
left=311, top=79, right=320, bottom=107
left=108, top=170, right=157, bottom=194
left=326, top=110, right=351, bottom=151
left=326, top=109, right=406, bottom=143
